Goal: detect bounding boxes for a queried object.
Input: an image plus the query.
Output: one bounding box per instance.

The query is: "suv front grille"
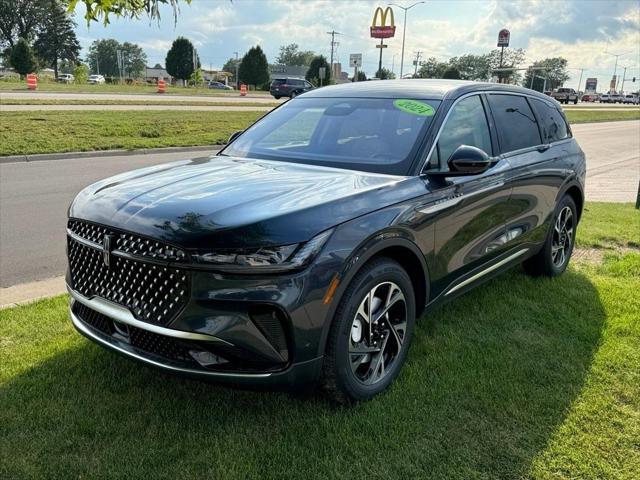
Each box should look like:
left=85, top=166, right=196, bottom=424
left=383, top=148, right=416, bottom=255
left=67, top=219, right=190, bottom=325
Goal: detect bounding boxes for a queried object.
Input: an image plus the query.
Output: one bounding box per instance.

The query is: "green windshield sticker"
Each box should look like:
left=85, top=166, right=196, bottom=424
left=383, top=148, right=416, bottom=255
left=393, top=99, right=435, bottom=116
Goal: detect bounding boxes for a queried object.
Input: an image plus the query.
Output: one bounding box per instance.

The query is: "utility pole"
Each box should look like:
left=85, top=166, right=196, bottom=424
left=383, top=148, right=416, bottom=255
left=620, top=66, right=628, bottom=93
left=390, top=2, right=425, bottom=79
left=234, top=51, right=239, bottom=89
left=327, top=30, right=341, bottom=78
left=413, top=51, right=422, bottom=76
left=576, top=68, right=584, bottom=93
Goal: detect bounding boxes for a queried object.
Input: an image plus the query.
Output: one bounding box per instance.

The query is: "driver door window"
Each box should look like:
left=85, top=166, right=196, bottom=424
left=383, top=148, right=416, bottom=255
left=427, top=95, right=492, bottom=170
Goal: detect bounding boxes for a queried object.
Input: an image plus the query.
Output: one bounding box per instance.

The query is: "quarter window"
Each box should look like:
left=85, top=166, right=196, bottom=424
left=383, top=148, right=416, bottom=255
left=428, top=95, right=492, bottom=169
left=530, top=98, right=570, bottom=143
left=488, top=94, right=542, bottom=152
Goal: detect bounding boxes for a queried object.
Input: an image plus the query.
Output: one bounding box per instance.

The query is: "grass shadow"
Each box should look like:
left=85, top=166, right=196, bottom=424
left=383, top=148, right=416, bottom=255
left=1, top=268, right=605, bottom=479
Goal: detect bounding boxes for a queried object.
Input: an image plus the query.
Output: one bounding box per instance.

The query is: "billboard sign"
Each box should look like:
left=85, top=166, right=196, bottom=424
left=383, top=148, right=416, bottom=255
left=497, top=28, right=510, bottom=47
left=349, top=53, right=363, bottom=68
left=370, top=6, right=396, bottom=38
left=585, top=77, right=597, bottom=92
left=610, top=76, right=617, bottom=92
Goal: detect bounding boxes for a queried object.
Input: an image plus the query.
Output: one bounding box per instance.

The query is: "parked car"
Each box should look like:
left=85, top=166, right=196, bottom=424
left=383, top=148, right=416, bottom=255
left=551, top=87, right=578, bottom=104
left=66, top=80, right=585, bottom=403
left=208, top=81, right=233, bottom=90
left=87, top=74, right=106, bottom=84
left=600, top=92, right=624, bottom=103
left=581, top=93, right=599, bottom=102
left=599, top=93, right=610, bottom=103
left=622, top=94, right=639, bottom=105
left=58, top=73, right=74, bottom=83
left=270, top=77, right=314, bottom=99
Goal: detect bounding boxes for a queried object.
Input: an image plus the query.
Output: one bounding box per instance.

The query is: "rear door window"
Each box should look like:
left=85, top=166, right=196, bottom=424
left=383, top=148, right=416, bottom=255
left=530, top=98, right=570, bottom=143
left=488, top=94, right=542, bottom=153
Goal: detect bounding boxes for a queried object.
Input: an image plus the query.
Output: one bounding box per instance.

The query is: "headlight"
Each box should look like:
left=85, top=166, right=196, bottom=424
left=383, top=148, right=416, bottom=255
left=193, top=229, right=333, bottom=273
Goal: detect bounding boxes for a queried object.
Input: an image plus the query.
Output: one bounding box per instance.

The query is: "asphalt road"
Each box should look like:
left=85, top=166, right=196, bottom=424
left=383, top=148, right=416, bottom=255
left=0, top=120, right=638, bottom=288
left=1, top=104, right=273, bottom=111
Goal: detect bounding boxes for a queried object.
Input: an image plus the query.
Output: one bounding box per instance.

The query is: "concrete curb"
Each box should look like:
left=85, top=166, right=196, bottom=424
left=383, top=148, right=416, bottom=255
left=0, top=144, right=224, bottom=164
left=0, top=275, right=67, bottom=309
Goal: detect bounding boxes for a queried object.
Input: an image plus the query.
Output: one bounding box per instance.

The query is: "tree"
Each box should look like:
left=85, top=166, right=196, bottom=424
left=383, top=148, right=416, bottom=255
left=375, top=67, right=395, bottom=80
left=416, top=57, right=447, bottom=79
left=488, top=47, right=526, bottom=84
left=68, top=0, right=190, bottom=25
left=448, top=54, right=491, bottom=81
left=238, top=45, right=269, bottom=88
left=276, top=43, right=314, bottom=66
left=522, top=57, right=570, bottom=92
left=0, top=0, right=48, bottom=49
left=355, top=70, right=367, bottom=82
left=222, top=57, right=239, bottom=84
left=442, top=66, right=461, bottom=79
left=33, top=0, right=80, bottom=79
left=73, top=63, right=89, bottom=83
left=306, top=55, right=330, bottom=86
left=165, top=36, right=198, bottom=85
left=86, top=39, right=147, bottom=78
left=9, top=37, right=37, bottom=76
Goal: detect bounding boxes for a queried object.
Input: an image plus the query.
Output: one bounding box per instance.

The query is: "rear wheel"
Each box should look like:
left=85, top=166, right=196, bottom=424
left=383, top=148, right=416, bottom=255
left=273, top=95, right=281, bottom=100
left=321, top=258, right=416, bottom=403
left=290, top=90, right=298, bottom=98
left=523, top=195, right=577, bottom=277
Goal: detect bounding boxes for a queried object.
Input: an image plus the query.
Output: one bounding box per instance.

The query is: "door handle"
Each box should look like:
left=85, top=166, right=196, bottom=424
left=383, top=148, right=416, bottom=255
left=537, top=144, right=551, bottom=153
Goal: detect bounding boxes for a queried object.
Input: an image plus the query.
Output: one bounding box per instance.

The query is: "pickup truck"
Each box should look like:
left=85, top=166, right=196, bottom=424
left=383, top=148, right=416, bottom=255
left=551, top=87, right=579, bottom=104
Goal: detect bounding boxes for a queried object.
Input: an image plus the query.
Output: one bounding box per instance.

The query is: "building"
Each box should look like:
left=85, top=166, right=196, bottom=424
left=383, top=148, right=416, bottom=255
left=144, top=66, right=172, bottom=84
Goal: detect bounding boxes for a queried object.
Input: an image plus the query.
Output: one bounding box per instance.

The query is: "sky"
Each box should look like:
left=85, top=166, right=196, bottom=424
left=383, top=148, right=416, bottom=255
left=72, top=0, right=640, bottom=91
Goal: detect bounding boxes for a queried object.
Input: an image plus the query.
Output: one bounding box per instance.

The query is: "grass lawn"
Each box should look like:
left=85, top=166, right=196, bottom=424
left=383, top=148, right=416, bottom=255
left=1, top=98, right=280, bottom=107
left=1, top=108, right=638, bottom=156
left=563, top=110, right=640, bottom=123
left=0, top=111, right=264, bottom=156
left=1, top=202, right=638, bottom=479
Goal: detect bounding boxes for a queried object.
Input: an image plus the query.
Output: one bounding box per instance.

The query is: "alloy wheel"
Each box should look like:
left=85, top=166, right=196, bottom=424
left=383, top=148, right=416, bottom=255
left=349, top=281, right=408, bottom=385
left=552, top=206, right=574, bottom=267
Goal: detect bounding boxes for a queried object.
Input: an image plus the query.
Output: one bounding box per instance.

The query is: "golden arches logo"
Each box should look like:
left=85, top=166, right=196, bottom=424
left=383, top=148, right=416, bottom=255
left=370, top=6, right=396, bottom=39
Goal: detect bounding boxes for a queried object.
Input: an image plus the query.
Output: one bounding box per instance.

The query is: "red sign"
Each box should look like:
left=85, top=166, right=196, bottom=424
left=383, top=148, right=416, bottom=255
left=371, top=7, right=396, bottom=39
left=497, top=28, right=510, bottom=47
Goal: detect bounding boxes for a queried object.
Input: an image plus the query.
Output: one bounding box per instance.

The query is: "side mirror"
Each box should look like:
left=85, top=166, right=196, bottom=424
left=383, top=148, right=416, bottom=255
left=227, top=130, right=243, bottom=144
left=446, top=145, right=492, bottom=175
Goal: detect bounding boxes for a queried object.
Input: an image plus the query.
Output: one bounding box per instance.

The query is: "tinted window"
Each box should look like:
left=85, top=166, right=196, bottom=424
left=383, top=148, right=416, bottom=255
left=429, top=95, right=492, bottom=168
left=223, top=97, right=441, bottom=175
left=530, top=98, right=570, bottom=143
left=488, top=94, right=541, bottom=152
left=271, top=79, right=286, bottom=85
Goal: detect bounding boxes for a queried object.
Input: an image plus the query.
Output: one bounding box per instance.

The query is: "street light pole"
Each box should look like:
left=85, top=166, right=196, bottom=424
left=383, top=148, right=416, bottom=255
left=234, top=51, right=239, bottom=89
left=605, top=51, right=630, bottom=92
left=389, top=2, right=425, bottom=79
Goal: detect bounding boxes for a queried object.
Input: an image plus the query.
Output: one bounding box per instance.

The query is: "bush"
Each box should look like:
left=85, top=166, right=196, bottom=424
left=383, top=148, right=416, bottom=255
left=73, top=64, right=89, bottom=84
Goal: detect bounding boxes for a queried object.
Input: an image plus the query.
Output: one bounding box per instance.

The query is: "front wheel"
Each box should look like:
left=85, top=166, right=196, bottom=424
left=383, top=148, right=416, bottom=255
left=523, top=195, right=577, bottom=277
left=321, top=258, right=416, bottom=403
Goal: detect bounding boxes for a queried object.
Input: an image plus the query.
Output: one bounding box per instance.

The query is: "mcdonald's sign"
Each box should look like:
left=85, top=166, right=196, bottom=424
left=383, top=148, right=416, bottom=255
left=370, top=6, right=396, bottom=39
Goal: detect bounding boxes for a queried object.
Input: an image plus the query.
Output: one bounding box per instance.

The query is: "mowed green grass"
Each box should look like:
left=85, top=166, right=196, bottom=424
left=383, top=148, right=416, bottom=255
left=0, top=110, right=264, bottom=156
left=1, top=108, right=638, bottom=156
left=1, top=203, right=638, bottom=479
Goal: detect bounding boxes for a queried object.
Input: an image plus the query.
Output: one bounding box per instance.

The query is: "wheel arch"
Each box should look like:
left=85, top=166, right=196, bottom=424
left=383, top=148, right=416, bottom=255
left=558, top=181, right=584, bottom=222
left=317, top=233, right=430, bottom=357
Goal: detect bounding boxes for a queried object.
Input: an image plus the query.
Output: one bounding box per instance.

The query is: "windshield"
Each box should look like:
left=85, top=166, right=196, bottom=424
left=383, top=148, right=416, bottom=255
left=222, top=97, right=441, bottom=175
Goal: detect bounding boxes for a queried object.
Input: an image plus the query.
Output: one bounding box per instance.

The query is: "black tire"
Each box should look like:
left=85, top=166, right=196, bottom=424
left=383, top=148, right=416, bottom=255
left=321, top=257, right=416, bottom=403
left=290, top=90, right=298, bottom=98
left=523, top=195, right=577, bottom=277
left=573, top=98, right=578, bottom=104
left=273, top=95, right=281, bottom=100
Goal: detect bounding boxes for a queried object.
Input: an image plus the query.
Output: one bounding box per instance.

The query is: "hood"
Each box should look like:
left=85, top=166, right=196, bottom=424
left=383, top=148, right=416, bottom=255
left=70, top=155, right=424, bottom=249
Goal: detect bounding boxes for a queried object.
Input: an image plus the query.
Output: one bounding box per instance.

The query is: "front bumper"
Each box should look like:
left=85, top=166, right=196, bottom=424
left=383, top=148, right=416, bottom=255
left=69, top=288, right=323, bottom=389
